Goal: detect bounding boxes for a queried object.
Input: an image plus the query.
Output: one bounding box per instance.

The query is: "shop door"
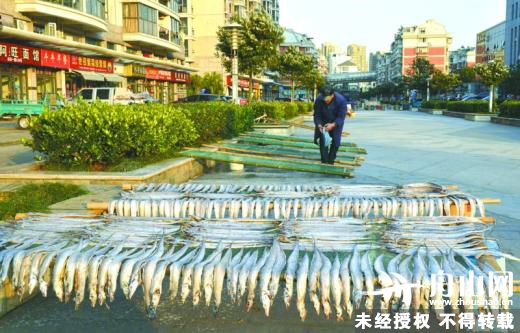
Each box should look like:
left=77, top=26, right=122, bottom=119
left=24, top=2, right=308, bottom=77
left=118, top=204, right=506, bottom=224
left=0, top=65, right=28, bottom=101
left=37, top=70, right=57, bottom=105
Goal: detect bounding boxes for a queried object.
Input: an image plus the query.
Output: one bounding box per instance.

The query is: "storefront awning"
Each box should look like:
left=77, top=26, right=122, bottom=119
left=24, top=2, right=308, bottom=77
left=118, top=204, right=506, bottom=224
left=103, top=73, right=125, bottom=83
left=74, top=70, right=104, bottom=82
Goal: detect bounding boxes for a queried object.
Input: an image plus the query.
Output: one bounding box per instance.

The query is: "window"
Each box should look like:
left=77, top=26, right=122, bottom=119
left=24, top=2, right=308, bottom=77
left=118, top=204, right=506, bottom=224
left=107, top=42, right=115, bottom=50
left=33, top=24, right=45, bottom=34
left=96, top=89, right=110, bottom=100
left=123, top=3, right=157, bottom=36
left=80, top=89, right=93, bottom=100
left=86, top=0, right=106, bottom=19
left=171, top=18, right=180, bottom=44
left=86, top=37, right=101, bottom=46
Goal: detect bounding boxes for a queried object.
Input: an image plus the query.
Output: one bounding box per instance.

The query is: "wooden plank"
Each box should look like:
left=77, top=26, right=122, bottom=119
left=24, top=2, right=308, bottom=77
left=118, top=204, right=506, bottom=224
left=180, top=149, right=355, bottom=177
left=206, top=144, right=361, bottom=167
left=244, top=132, right=358, bottom=147
left=514, top=280, right=520, bottom=293
left=236, top=136, right=367, bottom=154
left=283, top=122, right=350, bottom=137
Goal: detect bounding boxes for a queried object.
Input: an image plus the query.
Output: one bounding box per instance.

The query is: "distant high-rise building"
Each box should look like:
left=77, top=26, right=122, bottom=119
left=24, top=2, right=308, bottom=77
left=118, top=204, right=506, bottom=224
left=262, top=0, right=280, bottom=23
left=347, top=44, right=368, bottom=72
left=505, top=0, right=520, bottom=65
left=476, top=22, right=506, bottom=64
left=369, top=51, right=385, bottom=72
left=449, top=47, right=476, bottom=72
left=320, top=42, right=342, bottom=59
left=388, top=19, right=452, bottom=82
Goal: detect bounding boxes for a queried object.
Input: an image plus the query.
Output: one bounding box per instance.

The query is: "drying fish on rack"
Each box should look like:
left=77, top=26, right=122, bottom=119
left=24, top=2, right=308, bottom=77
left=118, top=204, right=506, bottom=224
left=107, top=193, right=487, bottom=220
left=280, top=218, right=381, bottom=252
left=184, top=220, right=279, bottom=248
left=382, top=217, right=491, bottom=254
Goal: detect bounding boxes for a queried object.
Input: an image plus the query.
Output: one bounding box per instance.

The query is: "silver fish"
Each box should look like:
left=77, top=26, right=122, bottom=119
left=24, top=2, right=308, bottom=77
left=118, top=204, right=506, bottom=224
left=296, top=254, right=310, bottom=321
left=320, top=253, right=333, bottom=320
left=308, top=246, right=323, bottom=315
left=283, top=243, right=300, bottom=309
left=340, top=255, right=353, bottom=319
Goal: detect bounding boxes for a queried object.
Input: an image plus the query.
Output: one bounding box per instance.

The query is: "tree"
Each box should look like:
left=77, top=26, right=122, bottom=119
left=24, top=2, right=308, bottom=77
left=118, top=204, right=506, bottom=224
left=299, top=68, right=325, bottom=101
left=431, top=71, right=461, bottom=96
left=216, top=11, right=284, bottom=100
left=475, top=60, right=509, bottom=112
left=500, top=64, right=520, bottom=97
left=458, top=66, right=476, bottom=83
left=404, top=57, right=435, bottom=95
left=278, top=46, right=315, bottom=101
left=187, top=72, right=224, bottom=96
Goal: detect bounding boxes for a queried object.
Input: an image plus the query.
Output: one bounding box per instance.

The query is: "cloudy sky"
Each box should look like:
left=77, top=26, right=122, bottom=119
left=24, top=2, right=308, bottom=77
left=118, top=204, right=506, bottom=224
left=279, top=0, right=506, bottom=53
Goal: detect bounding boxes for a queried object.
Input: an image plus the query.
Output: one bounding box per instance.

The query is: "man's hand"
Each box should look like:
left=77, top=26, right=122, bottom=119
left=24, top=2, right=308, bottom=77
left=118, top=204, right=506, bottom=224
left=347, top=110, right=353, bottom=118
left=318, top=125, right=324, bottom=133
left=325, top=123, right=335, bottom=132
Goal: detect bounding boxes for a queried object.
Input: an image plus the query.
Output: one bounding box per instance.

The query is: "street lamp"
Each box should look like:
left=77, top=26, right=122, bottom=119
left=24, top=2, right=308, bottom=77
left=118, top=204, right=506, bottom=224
left=426, top=75, right=432, bottom=102
left=223, top=22, right=243, bottom=104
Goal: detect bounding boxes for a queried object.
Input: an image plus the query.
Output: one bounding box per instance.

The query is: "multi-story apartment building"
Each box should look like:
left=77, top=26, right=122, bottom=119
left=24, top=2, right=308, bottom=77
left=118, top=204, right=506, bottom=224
left=346, top=44, right=368, bottom=72
left=0, top=0, right=193, bottom=104
left=280, top=28, right=318, bottom=58
left=369, top=51, right=385, bottom=72
left=506, top=0, right=520, bottom=65
left=449, top=46, right=475, bottom=72
left=327, top=52, right=350, bottom=75
left=191, top=0, right=277, bottom=98
left=387, top=20, right=452, bottom=82
left=476, top=21, right=506, bottom=64
left=376, top=52, right=392, bottom=85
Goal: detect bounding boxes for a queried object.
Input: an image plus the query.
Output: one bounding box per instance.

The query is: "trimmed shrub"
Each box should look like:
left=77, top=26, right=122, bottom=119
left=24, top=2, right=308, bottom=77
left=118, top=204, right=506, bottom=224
left=421, top=100, right=448, bottom=109
left=446, top=101, right=490, bottom=113
left=29, top=103, right=198, bottom=166
left=499, top=101, right=520, bottom=119
left=28, top=101, right=301, bottom=167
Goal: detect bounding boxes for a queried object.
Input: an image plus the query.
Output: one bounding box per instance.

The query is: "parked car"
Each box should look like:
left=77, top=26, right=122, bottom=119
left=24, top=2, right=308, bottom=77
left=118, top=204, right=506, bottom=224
left=180, top=94, right=221, bottom=102
left=74, top=87, right=143, bottom=105
left=134, top=91, right=159, bottom=104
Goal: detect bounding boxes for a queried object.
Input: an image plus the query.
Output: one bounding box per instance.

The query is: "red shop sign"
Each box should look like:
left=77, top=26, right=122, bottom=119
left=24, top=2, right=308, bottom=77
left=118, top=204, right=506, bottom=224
left=172, top=71, right=190, bottom=83
left=0, top=42, right=41, bottom=66
left=70, top=55, right=114, bottom=73
left=40, top=49, right=70, bottom=69
left=226, top=75, right=259, bottom=89
left=145, top=67, right=171, bottom=81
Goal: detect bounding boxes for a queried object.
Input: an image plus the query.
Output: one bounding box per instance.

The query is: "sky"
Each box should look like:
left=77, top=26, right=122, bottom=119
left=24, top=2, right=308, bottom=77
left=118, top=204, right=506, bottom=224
left=279, top=0, right=506, bottom=54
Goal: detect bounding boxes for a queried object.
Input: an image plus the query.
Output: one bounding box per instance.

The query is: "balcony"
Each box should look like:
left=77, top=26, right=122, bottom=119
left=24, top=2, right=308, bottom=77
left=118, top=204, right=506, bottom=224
left=121, top=0, right=179, bottom=19
left=15, top=0, right=108, bottom=32
left=123, top=25, right=180, bottom=53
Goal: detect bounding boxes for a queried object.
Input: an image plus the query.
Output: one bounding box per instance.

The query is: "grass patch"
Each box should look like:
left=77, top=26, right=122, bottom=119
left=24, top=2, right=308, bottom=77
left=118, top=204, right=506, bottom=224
left=0, top=183, right=88, bottom=221
left=40, top=153, right=179, bottom=173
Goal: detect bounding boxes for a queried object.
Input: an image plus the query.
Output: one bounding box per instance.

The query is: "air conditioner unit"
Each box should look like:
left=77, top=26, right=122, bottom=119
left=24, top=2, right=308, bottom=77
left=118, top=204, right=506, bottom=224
left=45, top=22, right=57, bottom=37
left=16, top=20, right=27, bottom=31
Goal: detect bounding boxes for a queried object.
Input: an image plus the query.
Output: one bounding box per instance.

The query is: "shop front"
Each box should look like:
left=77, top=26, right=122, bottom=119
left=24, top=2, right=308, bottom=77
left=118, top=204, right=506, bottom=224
left=125, top=64, right=147, bottom=94
left=226, top=75, right=262, bottom=100
left=0, top=42, right=40, bottom=102
left=144, top=68, right=190, bottom=103
left=66, top=55, right=116, bottom=99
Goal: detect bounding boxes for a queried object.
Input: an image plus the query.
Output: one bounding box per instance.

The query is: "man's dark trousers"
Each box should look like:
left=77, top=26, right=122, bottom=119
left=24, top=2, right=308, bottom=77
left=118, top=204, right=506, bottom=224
left=319, top=131, right=339, bottom=164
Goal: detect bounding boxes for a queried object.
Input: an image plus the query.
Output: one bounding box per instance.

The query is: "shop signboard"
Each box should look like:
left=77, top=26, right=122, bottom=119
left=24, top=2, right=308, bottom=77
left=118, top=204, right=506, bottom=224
left=40, top=49, right=70, bottom=69
left=125, top=64, right=146, bottom=78
left=226, top=75, right=260, bottom=89
left=145, top=67, right=172, bottom=81
left=0, top=42, right=41, bottom=66
left=172, top=71, right=190, bottom=83
left=70, top=55, right=114, bottom=73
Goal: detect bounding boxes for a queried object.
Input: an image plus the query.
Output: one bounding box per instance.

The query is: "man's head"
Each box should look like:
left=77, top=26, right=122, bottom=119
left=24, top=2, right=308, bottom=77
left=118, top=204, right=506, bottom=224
left=321, top=87, right=335, bottom=104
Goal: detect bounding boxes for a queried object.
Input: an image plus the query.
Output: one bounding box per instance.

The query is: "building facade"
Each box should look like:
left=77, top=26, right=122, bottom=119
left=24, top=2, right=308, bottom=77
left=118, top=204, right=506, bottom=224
left=346, top=44, right=368, bottom=72
left=262, top=0, right=279, bottom=23
left=449, top=46, right=475, bottom=72
left=505, top=0, right=520, bottom=65
left=0, top=0, right=193, bottom=104
left=476, top=21, right=506, bottom=64
left=369, top=51, right=384, bottom=72
left=327, top=52, right=350, bottom=75
left=376, top=52, right=392, bottom=85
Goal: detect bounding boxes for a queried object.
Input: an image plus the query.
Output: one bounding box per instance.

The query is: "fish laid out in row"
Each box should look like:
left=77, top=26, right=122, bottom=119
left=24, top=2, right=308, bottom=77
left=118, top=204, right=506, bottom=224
left=108, top=194, right=486, bottom=220
left=281, top=218, right=379, bottom=251
left=129, top=182, right=446, bottom=198
left=383, top=217, right=491, bottom=254
left=125, top=183, right=452, bottom=200
left=185, top=220, right=279, bottom=248
left=0, top=237, right=513, bottom=321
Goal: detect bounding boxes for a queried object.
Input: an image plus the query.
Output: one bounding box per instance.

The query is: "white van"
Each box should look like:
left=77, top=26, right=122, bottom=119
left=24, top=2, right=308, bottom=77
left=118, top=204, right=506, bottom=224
left=74, top=87, right=144, bottom=105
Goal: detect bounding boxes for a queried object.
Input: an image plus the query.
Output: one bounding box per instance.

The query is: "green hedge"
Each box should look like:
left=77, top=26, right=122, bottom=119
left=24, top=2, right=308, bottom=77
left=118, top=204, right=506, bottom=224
left=28, top=101, right=308, bottom=166
left=499, top=101, right=520, bottom=119
left=446, top=101, right=490, bottom=113
left=421, top=100, right=448, bottom=109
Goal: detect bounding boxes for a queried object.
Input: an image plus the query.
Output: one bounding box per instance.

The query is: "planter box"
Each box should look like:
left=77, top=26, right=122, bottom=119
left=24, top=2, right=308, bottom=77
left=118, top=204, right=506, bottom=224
left=442, top=111, right=466, bottom=119
left=491, top=116, right=520, bottom=127
left=419, top=108, right=444, bottom=115
left=464, top=114, right=492, bottom=122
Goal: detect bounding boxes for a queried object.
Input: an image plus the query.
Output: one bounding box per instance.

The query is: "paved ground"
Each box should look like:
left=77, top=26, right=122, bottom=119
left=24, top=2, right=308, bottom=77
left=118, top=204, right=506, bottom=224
left=0, top=120, right=35, bottom=168
left=1, top=110, right=519, bottom=332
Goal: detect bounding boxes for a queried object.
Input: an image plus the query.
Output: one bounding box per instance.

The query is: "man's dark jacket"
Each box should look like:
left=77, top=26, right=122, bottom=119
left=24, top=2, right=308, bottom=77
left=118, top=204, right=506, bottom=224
left=313, top=92, right=348, bottom=147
